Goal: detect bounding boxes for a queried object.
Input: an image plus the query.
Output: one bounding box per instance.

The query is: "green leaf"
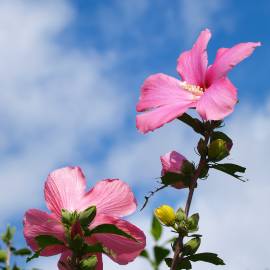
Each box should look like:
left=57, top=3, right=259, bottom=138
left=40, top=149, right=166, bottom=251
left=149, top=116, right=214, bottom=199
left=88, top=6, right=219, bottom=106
left=1, top=226, right=15, bottom=245
left=165, top=258, right=192, bottom=269
left=183, top=237, right=201, bottom=255
left=178, top=113, right=204, bottom=135
left=78, top=206, right=96, bottom=228
left=88, top=224, right=137, bottom=241
left=139, top=250, right=150, bottom=259
left=0, top=250, right=7, bottom=263
left=79, top=255, right=98, bottom=270
left=188, top=252, right=225, bottom=265
left=187, top=213, right=199, bottom=232
left=35, top=235, right=64, bottom=249
left=13, top=248, right=32, bottom=256
left=151, top=215, right=162, bottom=241
left=210, top=163, right=246, bottom=181
left=154, top=246, right=170, bottom=266
left=26, top=251, right=40, bottom=262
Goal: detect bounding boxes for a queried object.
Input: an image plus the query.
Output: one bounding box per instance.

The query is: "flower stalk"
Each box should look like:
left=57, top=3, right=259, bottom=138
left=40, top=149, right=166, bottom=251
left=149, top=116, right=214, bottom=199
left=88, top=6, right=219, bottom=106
left=170, top=124, right=211, bottom=270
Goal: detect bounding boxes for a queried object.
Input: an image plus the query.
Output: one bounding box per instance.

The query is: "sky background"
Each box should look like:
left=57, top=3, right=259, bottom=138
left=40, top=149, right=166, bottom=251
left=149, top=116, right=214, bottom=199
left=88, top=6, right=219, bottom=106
left=0, top=0, right=269, bottom=269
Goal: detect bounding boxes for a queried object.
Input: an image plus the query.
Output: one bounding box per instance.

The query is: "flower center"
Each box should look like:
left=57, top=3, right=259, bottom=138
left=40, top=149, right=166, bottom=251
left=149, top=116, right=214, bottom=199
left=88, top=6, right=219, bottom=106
left=179, top=81, right=204, bottom=96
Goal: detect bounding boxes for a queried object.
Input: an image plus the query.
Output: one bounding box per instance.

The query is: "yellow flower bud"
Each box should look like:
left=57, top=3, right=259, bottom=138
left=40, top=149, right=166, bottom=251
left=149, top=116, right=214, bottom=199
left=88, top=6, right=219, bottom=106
left=154, top=205, right=176, bottom=226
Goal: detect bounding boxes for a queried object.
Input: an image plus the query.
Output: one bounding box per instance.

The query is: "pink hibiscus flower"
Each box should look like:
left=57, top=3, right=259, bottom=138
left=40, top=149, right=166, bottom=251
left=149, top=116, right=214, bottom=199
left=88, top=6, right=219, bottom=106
left=23, top=166, right=146, bottom=270
left=136, top=28, right=261, bottom=133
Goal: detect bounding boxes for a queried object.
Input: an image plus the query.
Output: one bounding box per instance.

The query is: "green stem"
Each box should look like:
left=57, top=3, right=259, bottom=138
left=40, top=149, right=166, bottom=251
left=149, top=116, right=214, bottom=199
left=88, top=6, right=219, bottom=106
left=170, top=125, right=211, bottom=270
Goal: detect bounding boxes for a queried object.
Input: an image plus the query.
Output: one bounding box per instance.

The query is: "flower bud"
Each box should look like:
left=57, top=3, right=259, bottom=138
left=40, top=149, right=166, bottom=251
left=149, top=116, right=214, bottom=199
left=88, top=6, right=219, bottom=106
left=160, top=151, right=194, bottom=189
left=154, top=205, right=176, bottom=226
left=208, top=139, right=230, bottom=161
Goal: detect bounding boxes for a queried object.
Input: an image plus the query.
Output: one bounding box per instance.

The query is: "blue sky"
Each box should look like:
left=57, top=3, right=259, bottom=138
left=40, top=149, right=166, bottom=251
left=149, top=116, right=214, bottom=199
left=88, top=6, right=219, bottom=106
left=0, top=0, right=269, bottom=269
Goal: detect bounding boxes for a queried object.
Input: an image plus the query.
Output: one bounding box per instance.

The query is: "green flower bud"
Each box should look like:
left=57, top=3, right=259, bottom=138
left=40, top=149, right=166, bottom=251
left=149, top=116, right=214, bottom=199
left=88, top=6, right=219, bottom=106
left=208, top=139, right=230, bottom=161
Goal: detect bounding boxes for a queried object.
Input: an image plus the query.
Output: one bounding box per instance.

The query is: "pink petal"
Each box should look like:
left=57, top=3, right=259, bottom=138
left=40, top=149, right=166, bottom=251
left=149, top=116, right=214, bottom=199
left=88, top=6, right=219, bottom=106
left=160, top=151, right=186, bottom=175
left=44, top=166, right=87, bottom=217
left=79, top=179, right=137, bottom=217
left=23, top=209, right=66, bottom=256
left=136, top=73, right=196, bottom=133
left=196, top=77, right=237, bottom=120
left=58, top=251, right=103, bottom=270
left=177, top=29, right=211, bottom=86
left=206, top=42, right=261, bottom=85
left=90, top=214, right=146, bottom=265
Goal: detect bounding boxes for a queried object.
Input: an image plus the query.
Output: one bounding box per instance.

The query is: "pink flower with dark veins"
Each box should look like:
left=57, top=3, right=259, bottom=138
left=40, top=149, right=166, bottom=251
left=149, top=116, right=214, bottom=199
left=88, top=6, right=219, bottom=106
left=136, top=28, right=261, bottom=133
left=23, top=166, right=146, bottom=270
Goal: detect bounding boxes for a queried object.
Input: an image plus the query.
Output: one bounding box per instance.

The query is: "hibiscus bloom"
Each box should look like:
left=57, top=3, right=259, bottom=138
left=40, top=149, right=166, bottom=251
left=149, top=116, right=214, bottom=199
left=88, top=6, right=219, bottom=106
left=24, top=166, right=146, bottom=270
left=136, top=28, right=261, bottom=133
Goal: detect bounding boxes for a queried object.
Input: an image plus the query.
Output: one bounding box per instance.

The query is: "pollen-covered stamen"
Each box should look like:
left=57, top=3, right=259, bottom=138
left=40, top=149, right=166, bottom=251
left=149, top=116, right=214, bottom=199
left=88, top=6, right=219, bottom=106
left=179, top=81, right=204, bottom=95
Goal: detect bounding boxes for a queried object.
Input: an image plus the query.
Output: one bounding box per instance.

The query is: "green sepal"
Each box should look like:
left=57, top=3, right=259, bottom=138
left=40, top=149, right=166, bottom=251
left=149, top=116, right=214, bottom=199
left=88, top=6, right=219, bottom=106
left=183, top=237, right=201, bottom=255
left=151, top=215, right=162, bottom=241
left=0, top=250, right=7, bottom=263
left=210, top=163, right=246, bottom=181
left=86, top=224, right=137, bottom=241
left=61, top=209, right=77, bottom=227
left=188, top=252, right=225, bottom=265
left=176, top=208, right=186, bottom=222
left=79, top=255, right=98, bottom=270
left=165, top=258, right=192, bottom=269
left=154, top=246, right=170, bottom=266
left=187, top=213, right=199, bottom=232
left=78, top=206, right=96, bottom=228
left=197, top=138, right=208, bottom=156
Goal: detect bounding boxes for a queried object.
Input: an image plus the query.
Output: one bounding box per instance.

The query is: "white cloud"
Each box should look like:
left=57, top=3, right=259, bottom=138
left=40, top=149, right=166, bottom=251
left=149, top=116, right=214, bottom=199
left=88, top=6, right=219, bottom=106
left=0, top=0, right=129, bottom=223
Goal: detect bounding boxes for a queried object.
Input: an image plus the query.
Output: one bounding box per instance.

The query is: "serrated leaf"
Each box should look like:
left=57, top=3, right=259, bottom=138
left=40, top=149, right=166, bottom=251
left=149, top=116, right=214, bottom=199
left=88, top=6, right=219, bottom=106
left=154, top=246, right=170, bottom=266
left=151, top=215, right=162, bottom=241
left=188, top=252, right=225, bottom=265
left=79, top=255, right=98, bottom=270
left=13, top=248, right=32, bottom=256
left=210, top=163, right=246, bottom=181
left=88, top=224, right=137, bottom=241
left=165, top=258, right=192, bottom=269
left=183, top=237, right=201, bottom=255
left=78, top=206, right=96, bottom=228
left=35, top=235, right=63, bottom=249
left=0, top=250, right=7, bottom=263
